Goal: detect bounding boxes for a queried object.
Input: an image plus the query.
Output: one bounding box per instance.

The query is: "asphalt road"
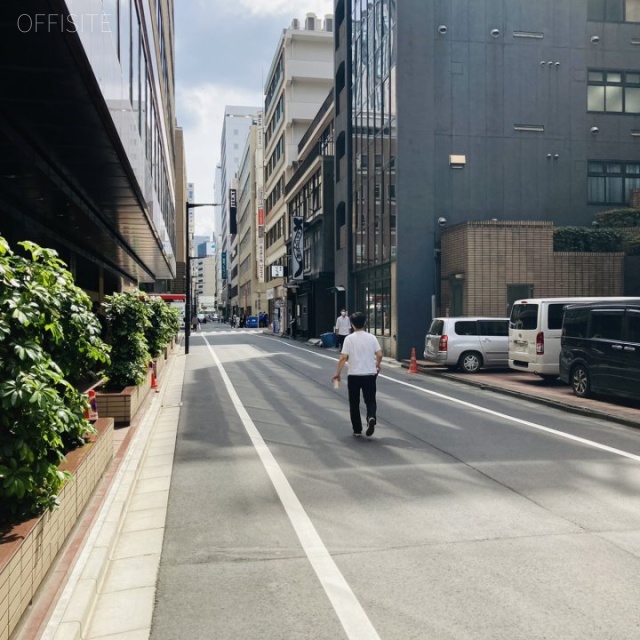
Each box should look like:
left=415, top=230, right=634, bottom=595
left=151, top=327, right=640, bottom=640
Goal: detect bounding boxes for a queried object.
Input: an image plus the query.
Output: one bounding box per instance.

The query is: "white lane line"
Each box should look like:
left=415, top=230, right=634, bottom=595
left=204, top=337, right=381, bottom=640
left=383, top=376, right=640, bottom=463
left=258, top=336, right=640, bottom=464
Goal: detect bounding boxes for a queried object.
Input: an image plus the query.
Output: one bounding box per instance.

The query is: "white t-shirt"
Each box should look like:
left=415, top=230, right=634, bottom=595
left=342, top=330, right=381, bottom=375
left=335, top=314, right=351, bottom=336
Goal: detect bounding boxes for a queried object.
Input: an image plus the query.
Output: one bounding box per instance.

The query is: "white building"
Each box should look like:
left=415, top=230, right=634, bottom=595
left=236, top=111, right=268, bottom=319
left=262, top=13, right=334, bottom=332
left=217, top=106, right=259, bottom=318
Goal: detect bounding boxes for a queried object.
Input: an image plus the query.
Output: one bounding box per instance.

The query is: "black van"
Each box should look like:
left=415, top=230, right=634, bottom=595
left=559, top=301, right=640, bottom=400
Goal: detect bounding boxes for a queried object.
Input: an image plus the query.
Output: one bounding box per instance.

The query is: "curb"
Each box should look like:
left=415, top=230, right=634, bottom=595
left=40, top=350, right=182, bottom=640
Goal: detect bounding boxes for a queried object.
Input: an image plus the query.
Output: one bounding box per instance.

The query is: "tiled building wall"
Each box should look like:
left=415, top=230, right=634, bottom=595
left=440, top=221, right=624, bottom=317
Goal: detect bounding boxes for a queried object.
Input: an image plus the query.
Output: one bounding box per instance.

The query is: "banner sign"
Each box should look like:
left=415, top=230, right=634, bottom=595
left=257, top=237, right=265, bottom=283
left=229, top=189, right=237, bottom=234
left=291, top=216, right=304, bottom=280
left=221, top=251, right=227, bottom=280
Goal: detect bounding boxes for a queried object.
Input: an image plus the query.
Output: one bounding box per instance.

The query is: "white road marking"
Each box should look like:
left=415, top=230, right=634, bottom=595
left=204, top=336, right=381, bottom=640
left=257, top=336, right=640, bottom=464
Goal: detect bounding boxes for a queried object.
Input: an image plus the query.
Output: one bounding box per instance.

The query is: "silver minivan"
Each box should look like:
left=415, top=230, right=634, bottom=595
left=423, top=317, right=510, bottom=373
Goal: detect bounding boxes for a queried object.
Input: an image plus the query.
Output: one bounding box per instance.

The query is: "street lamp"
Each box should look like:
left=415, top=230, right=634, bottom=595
left=185, top=201, right=220, bottom=354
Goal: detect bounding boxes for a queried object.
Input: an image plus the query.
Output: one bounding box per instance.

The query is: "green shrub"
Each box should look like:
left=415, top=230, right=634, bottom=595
left=0, top=238, right=110, bottom=523
left=145, top=297, right=180, bottom=358
left=553, top=227, right=623, bottom=252
left=102, top=292, right=151, bottom=389
left=593, top=208, right=640, bottom=227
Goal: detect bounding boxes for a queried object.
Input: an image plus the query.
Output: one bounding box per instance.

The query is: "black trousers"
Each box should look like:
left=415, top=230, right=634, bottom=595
left=347, top=374, right=377, bottom=432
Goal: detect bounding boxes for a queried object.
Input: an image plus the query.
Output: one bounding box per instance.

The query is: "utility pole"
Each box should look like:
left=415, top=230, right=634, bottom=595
left=185, top=201, right=220, bottom=354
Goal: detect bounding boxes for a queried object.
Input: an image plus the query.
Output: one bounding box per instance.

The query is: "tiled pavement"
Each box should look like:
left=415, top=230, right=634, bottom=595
left=13, top=344, right=640, bottom=640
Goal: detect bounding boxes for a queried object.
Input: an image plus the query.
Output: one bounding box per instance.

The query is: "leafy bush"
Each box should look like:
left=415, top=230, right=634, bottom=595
left=102, top=292, right=151, bottom=389
left=0, top=238, right=110, bottom=523
left=553, top=227, right=623, bottom=252
left=145, top=297, right=180, bottom=358
left=593, top=208, right=640, bottom=227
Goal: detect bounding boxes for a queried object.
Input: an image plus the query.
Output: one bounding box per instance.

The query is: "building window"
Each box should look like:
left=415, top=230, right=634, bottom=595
left=588, top=0, right=640, bottom=22
left=588, top=70, right=640, bottom=113
left=588, top=161, right=640, bottom=204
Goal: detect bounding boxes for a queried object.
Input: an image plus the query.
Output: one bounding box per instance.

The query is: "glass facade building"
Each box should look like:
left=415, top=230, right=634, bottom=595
left=0, top=0, right=177, bottom=294
left=351, top=0, right=397, bottom=339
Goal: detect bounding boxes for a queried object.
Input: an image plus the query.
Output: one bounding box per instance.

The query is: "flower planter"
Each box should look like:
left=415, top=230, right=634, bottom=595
left=0, top=418, right=114, bottom=640
left=95, top=368, right=152, bottom=427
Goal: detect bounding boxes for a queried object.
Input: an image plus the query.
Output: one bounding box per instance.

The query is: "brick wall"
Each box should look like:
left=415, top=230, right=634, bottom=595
left=440, top=221, right=624, bottom=317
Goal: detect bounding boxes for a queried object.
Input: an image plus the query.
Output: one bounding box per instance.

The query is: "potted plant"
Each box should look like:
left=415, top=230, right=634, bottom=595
left=97, top=291, right=152, bottom=425
left=0, top=237, right=114, bottom=640
left=0, top=237, right=110, bottom=523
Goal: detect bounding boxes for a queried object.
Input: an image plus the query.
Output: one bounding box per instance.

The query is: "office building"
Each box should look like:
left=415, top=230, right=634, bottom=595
left=236, top=112, right=269, bottom=318
left=284, top=90, right=336, bottom=339
left=0, top=1, right=179, bottom=299
left=263, top=13, right=334, bottom=334
left=333, top=0, right=640, bottom=358
left=218, top=106, right=259, bottom=318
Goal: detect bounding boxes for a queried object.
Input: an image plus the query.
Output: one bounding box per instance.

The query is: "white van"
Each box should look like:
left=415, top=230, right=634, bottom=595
left=508, top=297, right=637, bottom=379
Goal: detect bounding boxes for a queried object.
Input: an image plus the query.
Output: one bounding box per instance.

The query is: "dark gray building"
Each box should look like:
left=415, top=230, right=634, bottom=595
left=334, top=0, right=640, bottom=359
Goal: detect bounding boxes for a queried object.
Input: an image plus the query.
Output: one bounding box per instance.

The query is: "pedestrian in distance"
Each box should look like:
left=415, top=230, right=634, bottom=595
left=334, top=308, right=351, bottom=350
left=332, top=312, right=383, bottom=437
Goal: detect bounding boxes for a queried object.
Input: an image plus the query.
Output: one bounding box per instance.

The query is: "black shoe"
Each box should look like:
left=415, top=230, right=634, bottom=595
left=353, top=430, right=362, bottom=437
left=366, top=417, right=376, bottom=437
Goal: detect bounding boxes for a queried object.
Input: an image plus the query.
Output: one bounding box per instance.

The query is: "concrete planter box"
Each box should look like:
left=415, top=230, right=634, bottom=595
left=0, top=418, right=114, bottom=640
left=95, top=369, right=152, bottom=427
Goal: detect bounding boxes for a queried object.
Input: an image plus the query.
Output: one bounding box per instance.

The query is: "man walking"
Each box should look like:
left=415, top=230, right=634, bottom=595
left=332, top=312, right=383, bottom=437
left=334, top=309, right=351, bottom=350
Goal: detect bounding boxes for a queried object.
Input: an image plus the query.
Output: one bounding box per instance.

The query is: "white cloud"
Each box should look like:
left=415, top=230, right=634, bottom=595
left=178, top=82, right=261, bottom=236
left=175, top=0, right=334, bottom=237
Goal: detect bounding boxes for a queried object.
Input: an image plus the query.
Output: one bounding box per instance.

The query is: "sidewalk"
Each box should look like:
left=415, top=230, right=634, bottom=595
left=14, top=341, right=640, bottom=640
left=14, top=346, right=186, bottom=640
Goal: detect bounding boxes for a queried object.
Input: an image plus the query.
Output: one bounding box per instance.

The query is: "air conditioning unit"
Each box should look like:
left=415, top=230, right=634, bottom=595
left=305, top=13, right=316, bottom=30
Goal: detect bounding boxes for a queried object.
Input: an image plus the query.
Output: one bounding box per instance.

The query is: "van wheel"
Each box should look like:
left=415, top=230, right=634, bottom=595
left=571, top=364, right=591, bottom=398
left=458, top=351, right=483, bottom=373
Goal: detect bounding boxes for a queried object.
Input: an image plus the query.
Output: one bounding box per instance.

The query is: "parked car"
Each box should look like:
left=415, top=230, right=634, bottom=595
left=508, top=297, right=636, bottom=380
left=245, top=315, right=259, bottom=328
left=423, top=317, right=509, bottom=373
left=559, top=300, right=640, bottom=400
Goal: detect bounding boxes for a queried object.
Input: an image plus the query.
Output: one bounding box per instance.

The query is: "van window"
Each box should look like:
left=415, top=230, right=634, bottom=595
left=588, top=310, right=623, bottom=340
left=455, top=321, right=478, bottom=336
left=477, top=320, right=509, bottom=336
left=428, top=319, right=444, bottom=336
left=563, top=308, right=590, bottom=338
left=547, top=304, right=566, bottom=330
left=510, top=304, right=539, bottom=330
left=627, top=309, right=640, bottom=342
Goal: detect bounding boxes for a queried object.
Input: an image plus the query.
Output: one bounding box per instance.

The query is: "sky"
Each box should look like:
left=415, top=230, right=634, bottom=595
left=174, top=0, right=334, bottom=237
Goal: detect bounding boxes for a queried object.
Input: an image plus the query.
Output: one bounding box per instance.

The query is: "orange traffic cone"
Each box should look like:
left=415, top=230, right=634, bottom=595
left=150, top=361, right=160, bottom=392
left=408, top=347, right=419, bottom=374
